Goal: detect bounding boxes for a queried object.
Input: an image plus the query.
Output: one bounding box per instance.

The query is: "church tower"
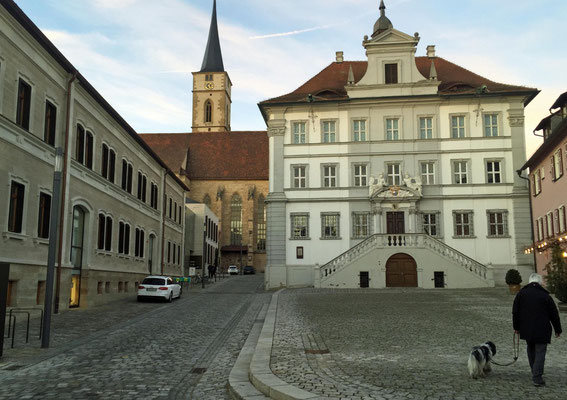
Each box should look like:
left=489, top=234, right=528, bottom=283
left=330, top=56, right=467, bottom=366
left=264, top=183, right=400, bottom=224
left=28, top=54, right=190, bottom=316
left=192, top=0, right=232, bottom=132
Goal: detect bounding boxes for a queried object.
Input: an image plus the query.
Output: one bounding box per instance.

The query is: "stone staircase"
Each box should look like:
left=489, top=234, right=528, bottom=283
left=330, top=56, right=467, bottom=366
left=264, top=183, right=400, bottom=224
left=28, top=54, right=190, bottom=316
left=317, top=233, right=492, bottom=286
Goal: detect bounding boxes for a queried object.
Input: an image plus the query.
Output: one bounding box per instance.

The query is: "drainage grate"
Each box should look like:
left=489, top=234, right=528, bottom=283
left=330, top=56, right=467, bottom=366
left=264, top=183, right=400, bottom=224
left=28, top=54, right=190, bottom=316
left=191, top=367, right=207, bottom=374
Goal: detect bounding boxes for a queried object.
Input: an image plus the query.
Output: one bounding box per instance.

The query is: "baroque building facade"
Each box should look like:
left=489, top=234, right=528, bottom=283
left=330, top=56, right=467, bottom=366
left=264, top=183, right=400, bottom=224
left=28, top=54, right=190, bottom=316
left=260, top=1, right=537, bottom=289
left=142, top=0, right=268, bottom=273
left=0, top=1, right=187, bottom=309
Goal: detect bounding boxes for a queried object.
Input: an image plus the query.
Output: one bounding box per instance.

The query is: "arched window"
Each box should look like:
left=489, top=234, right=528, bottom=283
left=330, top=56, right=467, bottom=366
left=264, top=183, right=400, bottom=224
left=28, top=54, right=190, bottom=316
left=203, top=194, right=211, bottom=207
left=256, top=195, right=266, bottom=251
left=205, top=100, right=212, bottom=123
left=230, top=194, right=242, bottom=245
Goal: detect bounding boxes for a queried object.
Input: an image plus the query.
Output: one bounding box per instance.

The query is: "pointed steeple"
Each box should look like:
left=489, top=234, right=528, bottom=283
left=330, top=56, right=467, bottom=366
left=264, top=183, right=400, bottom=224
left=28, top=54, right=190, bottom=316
left=372, top=0, right=393, bottom=38
left=200, top=0, right=224, bottom=72
left=347, top=65, right=355, bottom=85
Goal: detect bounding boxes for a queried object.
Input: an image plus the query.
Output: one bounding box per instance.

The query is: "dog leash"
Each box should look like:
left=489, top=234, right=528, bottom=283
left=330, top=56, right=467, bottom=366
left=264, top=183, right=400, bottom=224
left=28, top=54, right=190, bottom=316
left=492, top=331, right=520, bottom=367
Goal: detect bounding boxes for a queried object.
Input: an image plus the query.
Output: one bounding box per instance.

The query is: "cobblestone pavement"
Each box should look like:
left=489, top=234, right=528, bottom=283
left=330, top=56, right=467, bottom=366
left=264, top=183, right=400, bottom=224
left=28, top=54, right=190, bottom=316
left=1, top=274, right=269, bottom=399
left=272, top=288, right=567, bottom=400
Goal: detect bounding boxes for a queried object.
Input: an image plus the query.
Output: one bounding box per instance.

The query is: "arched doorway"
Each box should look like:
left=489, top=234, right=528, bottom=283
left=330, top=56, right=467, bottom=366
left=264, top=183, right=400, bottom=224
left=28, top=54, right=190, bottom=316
left=148, top=234, right=156, bottom=274
left=386, top=253, right=417, bottom=287
left=70, top=206, right=86, bottom=307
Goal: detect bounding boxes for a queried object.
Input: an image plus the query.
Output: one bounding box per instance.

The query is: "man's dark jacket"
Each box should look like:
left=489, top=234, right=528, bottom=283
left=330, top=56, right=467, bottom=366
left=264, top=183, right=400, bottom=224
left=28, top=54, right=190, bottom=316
left=513, top=282, right=562, bottom=343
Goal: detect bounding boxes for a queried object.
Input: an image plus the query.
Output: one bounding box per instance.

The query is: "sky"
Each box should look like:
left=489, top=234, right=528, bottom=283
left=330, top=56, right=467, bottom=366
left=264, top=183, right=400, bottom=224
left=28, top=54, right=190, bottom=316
left=12, top=0, right=567, bottom=158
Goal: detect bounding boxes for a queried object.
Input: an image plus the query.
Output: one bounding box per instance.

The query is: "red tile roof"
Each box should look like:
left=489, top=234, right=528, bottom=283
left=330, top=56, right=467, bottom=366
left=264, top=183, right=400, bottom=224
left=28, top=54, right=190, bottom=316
left=141, top=131, right=268, bottom=180
left=260, top=57, right=538, bottom=105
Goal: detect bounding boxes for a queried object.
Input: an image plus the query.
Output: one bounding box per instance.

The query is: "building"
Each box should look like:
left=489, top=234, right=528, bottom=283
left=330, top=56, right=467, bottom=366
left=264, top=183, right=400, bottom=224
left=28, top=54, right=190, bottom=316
left=184, top=202, right=219, bottom=276
left=0, top=0, right=188, bottom=309
left=142, top=0, right=268, bottom=273
left=259, top=1, right=538, bottom=290
left=520, top=92, right=567, bottom=276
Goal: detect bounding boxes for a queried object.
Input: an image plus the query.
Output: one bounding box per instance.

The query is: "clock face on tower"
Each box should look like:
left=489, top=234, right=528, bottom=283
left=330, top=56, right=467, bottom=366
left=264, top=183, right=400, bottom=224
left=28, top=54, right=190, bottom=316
left=205, top=82, right=215, bottom=90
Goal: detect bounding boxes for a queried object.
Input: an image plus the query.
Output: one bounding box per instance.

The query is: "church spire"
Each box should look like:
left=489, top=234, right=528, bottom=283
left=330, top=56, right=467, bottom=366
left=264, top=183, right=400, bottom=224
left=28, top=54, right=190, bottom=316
left=200, top=0, right=224, bottom=72
left=372, top=0, right=393, bottom=38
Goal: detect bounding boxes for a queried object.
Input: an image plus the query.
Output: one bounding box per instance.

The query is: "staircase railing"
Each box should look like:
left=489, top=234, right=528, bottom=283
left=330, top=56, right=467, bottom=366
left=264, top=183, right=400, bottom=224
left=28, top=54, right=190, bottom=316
left=318, top=233, right=489, bottom=282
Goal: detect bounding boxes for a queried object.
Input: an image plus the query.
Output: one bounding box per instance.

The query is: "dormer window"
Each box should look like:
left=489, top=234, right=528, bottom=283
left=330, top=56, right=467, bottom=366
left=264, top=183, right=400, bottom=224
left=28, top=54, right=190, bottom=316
left=385, top=63, right=398, bottom=84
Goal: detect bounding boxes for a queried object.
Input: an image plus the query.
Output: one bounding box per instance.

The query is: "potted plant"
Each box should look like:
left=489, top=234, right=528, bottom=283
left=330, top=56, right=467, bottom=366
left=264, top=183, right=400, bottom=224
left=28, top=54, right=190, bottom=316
left=505, top=269, right=522, bottom=294
left=545, top=244, right=567, bottom=311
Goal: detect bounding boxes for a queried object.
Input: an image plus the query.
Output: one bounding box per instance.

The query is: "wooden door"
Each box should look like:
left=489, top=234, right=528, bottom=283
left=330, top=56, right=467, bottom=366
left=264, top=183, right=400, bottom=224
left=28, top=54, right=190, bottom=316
left=359, top=271, right=369, bottom=288
left=386, top=253, right=417, bottom=287
left=386, top=212, right=405, bottom=234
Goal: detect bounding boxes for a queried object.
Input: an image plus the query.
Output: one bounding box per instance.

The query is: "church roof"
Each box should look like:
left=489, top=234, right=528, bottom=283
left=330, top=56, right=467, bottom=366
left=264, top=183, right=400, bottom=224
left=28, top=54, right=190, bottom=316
left=141, top=131, right=268, bottom=180
left=200, top=0, right=224, bottom=72
left=259, top=57, right=538, bottom=106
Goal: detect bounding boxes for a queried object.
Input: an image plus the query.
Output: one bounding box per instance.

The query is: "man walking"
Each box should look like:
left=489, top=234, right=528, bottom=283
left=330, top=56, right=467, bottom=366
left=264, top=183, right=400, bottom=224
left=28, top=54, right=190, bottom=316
left=513, top=273, right=562, bottom=387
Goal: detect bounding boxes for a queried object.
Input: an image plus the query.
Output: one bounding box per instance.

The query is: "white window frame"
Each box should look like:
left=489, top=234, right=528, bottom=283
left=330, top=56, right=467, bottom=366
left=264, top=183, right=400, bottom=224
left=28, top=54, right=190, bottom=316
left=422, top=212, right=441, bottom=237
left=486, top=160, right=502, bottom=184
left=353, top=119, right=367, bottom=142
left=353, top=164, right=368, bottom=187
left=532, top=169, right=542, bottom=195
left=483, top=113, right=499, bottom=137
left=559, top=205, right=566, bottom=234
left=321, top=120, right=337, bottom=143
left=453, top=210, right=474, bottom=238
left=420, top=161, right=435, bottom=185
left=292, top=121, right=307, bottom=144
left=452, top=160, right=469, bottom=184
left=418, top=116, right=433, bottom=139
left=290, top=213, right=309, bottom=240
left=322, top=164, right=338, bottom=188
left=352, top=212, right=371, bottom=239
left=385, top=118, right=400, bottom=140
left=321, top=212, right=340, bottom=240
left=536, top=217, right=544, bottom=242
left=486, top=210, right=509, bottom=238
left=450, top=114, right=466, bottom=138
left=553, top=149, right=564, bottom=181
left=291, top=165, right=308, bottom=188
left=546, top=212, right=554, bottom=238
left=386, top=163, right=402, bottom=186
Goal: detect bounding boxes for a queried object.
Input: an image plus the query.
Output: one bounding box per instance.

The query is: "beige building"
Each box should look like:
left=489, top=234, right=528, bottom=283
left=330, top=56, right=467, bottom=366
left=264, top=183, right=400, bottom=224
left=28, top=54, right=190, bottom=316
left=142, top=1, right=268, bottom=273
left=0, top=1, right=188, bottom=310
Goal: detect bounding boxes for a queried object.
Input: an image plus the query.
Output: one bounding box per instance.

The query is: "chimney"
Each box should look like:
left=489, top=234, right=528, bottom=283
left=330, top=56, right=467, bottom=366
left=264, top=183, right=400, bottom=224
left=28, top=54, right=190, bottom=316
left=336, top=51, right=344, bottom=63
left=426, top=45, right=436, bottom=58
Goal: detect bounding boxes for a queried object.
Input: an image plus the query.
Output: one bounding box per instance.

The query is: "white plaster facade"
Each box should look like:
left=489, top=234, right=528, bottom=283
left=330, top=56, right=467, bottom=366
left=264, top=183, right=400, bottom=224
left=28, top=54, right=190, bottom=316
left=260, top=9, right=536, bottom=290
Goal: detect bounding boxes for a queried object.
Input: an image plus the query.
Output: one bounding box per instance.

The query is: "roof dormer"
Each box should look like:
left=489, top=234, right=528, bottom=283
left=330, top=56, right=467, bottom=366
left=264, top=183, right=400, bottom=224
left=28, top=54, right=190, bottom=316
left=550, top=91, right=567, bottom=119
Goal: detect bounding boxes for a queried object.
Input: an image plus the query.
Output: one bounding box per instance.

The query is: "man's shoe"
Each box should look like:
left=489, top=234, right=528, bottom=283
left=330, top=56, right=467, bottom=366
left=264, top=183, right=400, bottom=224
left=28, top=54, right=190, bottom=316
left=533, top=381, right=546, bottom=387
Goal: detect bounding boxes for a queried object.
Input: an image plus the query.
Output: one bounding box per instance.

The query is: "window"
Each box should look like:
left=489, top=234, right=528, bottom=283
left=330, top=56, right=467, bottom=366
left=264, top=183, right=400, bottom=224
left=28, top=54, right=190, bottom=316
left=150, top=183, right=159, bottom=209
left=101, top=144, right=116, bottom=183
left=16, top=78, right=32, bottom=130
left=321, top=213, right=340, bottom=239
left=384, top=63, right=398, bottom=84
left=292, top=165, right=307, bottom=188
left=453, top=211, right=474, bottom=238
left=483, top=114, right=499, bottom=137
left=256, top=195, right=266, bottom=251
left=230, top=194, right=242, bottom=245
left=205, top=74, right=213, bottom=81
left=205, top=100, right=212, bottom=123
left=559, top=206, right=566, bottom=234
left=453, top=161, right=469, bottom=184
left=420, top=162, right=435, bottom=185
left=178, top=245, right=181, bottom=265
left=352, top=212, right=370, bottom=238
left=386, top=163, right=402, bottom=186
left=37, top=192, right=51, bottom=239
left=135, top=228, right=145, bottom=258
left=75, top=125, right=93, bottom=169
left=451, top=115, right=465, bottom=138
left=322, top=165, right=337, bottom=187
left=536, top=217, right=544, bottom=242
left=121, top=160, right=133, bottom=193
left=422, top=213, right=439, bottom=237
left=178, top=205, right=182, bottom=224
left=174, top=202, right=177, bottom=222
left=419, top=117, right=433, bottom=139
left=322, top=121, right=336, bottom=143
left=44, top=101, right=57, bottom=146
left=296, top=246, right=304, bottom=259
left=532, top=169, right=542, bottom=195
left=353, top=120, right=366, bottom=141
left=486, top=161, right=502, bottom=184
left=290, top=213, right=309, bottom=239
left=386, top=118, right=399, bottom=140
left=97, top=213, right=113, bottom=251
left=118, top=221, right=130, bottom=255
left=487, top=211, right=508, bottom=237
left=8, top=181, right=25, bottom=233
left=354, top=164, right=367, bottom=187
left=168, top=197, right=172, bottom=218
left=552, top=150, right=564, bottom=181
left=292, top=122, right=306, bottom=144
left=137, top=172, right=147, bottom=202
left=546, top=212, right=554, bottom=238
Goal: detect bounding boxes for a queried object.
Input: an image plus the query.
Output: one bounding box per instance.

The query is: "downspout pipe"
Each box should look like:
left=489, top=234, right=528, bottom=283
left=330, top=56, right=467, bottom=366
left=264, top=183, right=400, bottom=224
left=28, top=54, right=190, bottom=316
left=516, top=168, right=537, bottom=271
left=54, top=71, right=78, bottom=313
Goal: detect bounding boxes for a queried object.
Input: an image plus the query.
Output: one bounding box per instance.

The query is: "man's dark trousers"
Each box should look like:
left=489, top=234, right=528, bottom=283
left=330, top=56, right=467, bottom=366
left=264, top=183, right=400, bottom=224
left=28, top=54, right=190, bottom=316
left=527, top=341, right=547, bottom=384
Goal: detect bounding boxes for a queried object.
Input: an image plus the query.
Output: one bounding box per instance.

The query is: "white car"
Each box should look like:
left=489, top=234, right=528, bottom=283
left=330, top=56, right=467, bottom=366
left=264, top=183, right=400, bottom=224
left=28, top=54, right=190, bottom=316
left=228, top=265, right=239, bottom=275
left=138, top=276, right=181, bottom=302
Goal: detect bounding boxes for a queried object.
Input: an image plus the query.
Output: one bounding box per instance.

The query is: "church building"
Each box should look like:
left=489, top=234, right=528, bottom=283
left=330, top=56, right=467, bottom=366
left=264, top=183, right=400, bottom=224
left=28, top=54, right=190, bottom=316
left=260, top=1, right=538, bottom=289
left=142, top=0, right=268, bottom=273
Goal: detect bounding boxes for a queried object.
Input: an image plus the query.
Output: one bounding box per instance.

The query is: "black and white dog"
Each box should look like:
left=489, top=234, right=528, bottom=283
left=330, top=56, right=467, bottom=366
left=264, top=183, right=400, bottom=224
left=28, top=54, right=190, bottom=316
left=468, top=341, right=497, bottom=379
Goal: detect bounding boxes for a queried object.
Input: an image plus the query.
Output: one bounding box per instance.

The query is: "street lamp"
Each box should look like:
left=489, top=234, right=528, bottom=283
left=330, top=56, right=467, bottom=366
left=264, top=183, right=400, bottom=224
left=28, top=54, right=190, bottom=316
left=41, top=147, right=63, bottom=348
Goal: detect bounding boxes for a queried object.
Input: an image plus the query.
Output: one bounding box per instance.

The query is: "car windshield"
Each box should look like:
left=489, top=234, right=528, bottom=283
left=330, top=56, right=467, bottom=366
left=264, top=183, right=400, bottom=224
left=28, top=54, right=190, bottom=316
left=142, top=278, right=166, bottom=285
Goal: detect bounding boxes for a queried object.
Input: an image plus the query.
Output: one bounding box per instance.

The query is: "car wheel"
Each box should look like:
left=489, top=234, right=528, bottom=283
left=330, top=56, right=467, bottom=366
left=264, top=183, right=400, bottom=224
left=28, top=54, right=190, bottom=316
left=168, top=292, right=173, bottom=303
